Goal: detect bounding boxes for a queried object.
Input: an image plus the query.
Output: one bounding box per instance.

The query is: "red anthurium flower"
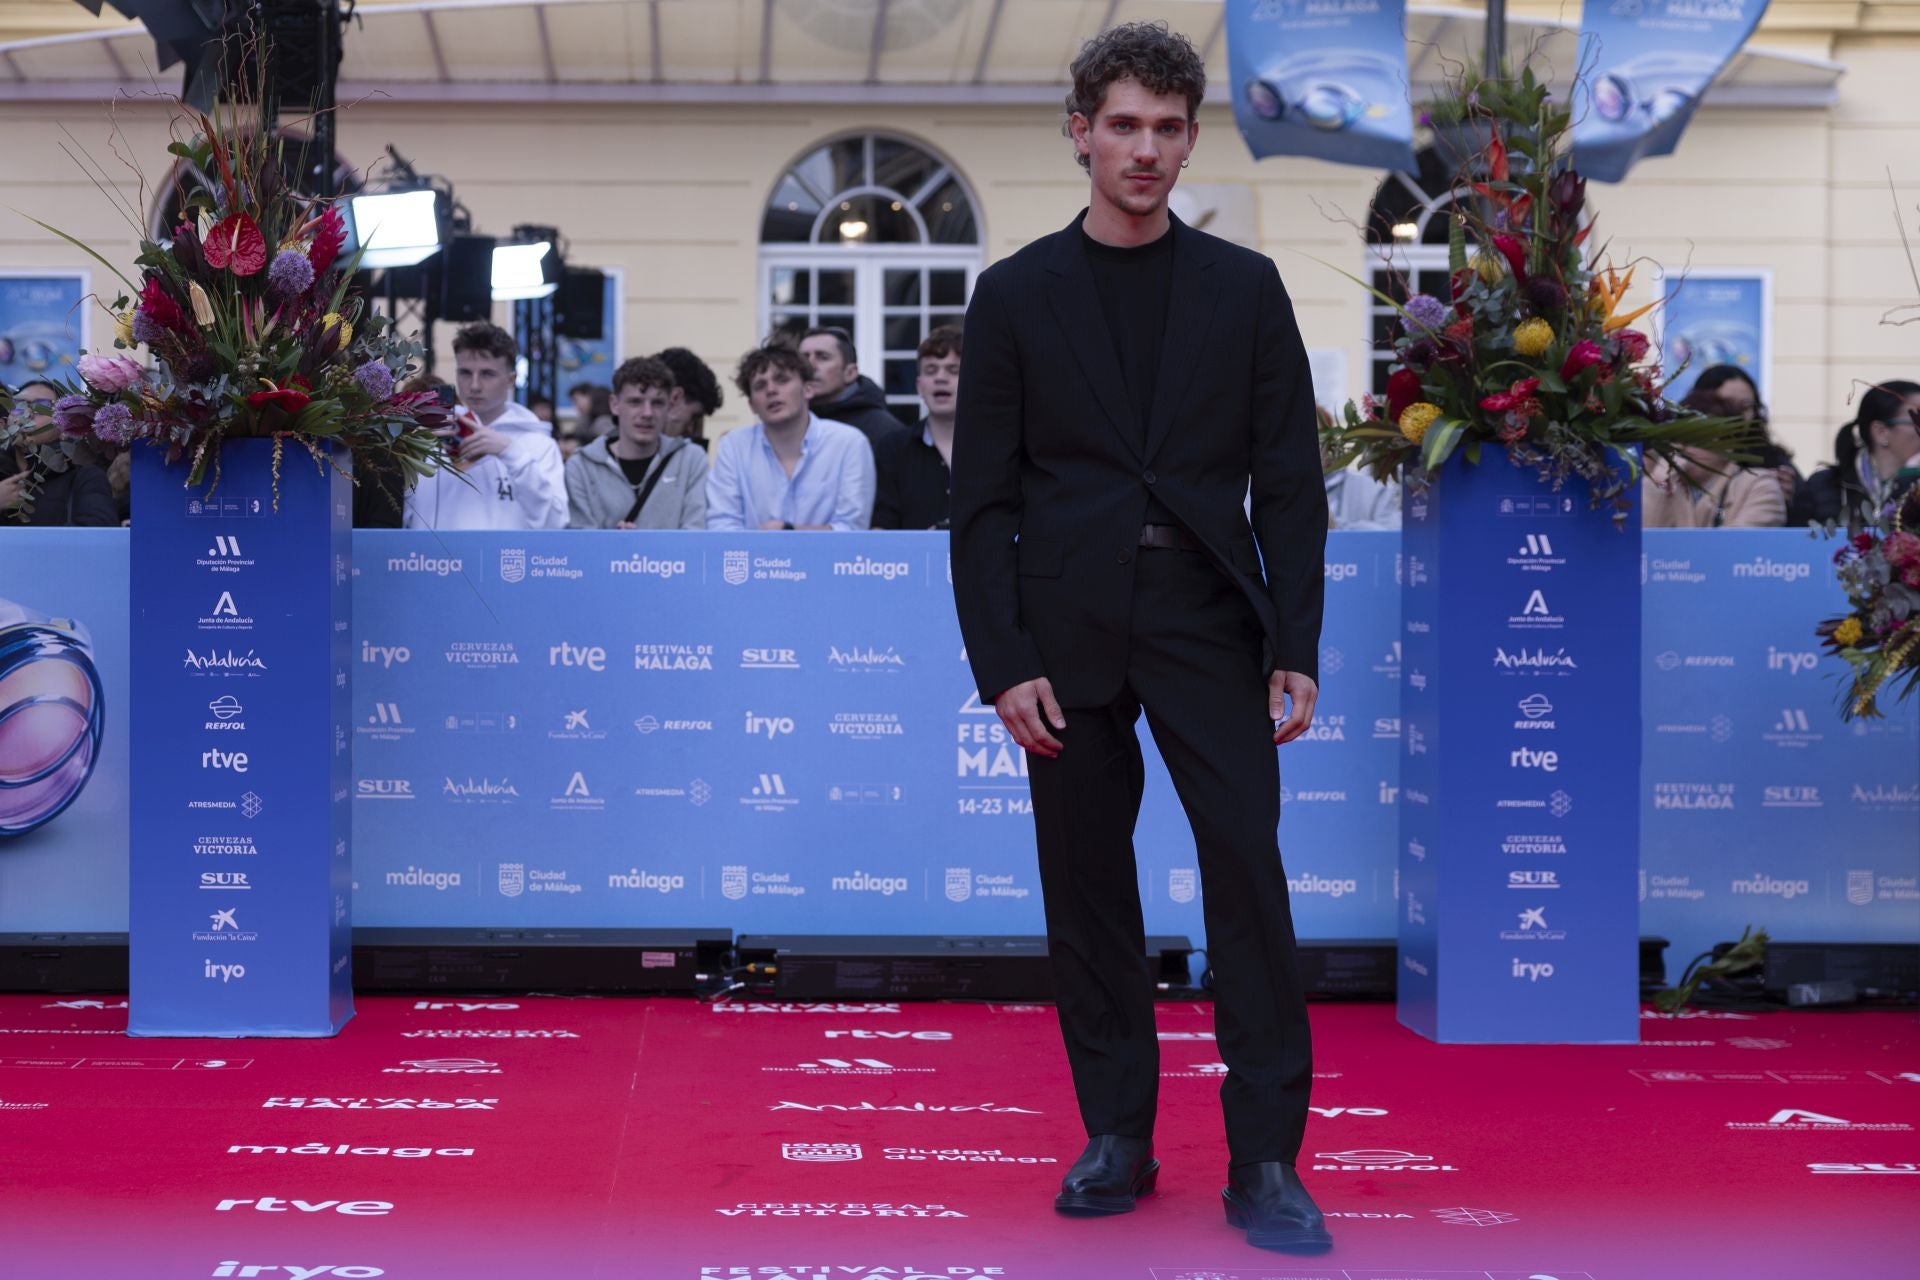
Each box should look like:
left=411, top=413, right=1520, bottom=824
left=1488, top=134, right=1510, bottom=184
left=1559, top=339, right=1608, bottom=381
left=204, top=213, right=268, bottom=276
left=246, top=375, right=312, bottom=416
left=1480, top=377, right=1542, bottom=413
left=308, top=206, right=346, bottom=276
left=1386, top=368, right=1424, bottom=423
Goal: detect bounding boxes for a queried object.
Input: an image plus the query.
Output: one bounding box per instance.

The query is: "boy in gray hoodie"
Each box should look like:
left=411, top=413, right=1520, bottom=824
left=565, top=356, right=708, bottom=530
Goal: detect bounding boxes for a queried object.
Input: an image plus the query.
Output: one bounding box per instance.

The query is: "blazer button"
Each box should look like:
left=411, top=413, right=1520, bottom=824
left=1143, top=470, right=1158, bottom=485
left=1117, top=548, right=1133, bottom=565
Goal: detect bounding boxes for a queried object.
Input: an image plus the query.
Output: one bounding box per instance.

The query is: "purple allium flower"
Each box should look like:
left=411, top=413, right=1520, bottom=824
left=92, top=402, right=135, bottom=445
left=131, top=311, right=167, bottom=345
left=1403, top=294, right=1450, bottom=334
left=353, top=358, right=395, bottom=402
left=267, top=249, right=315, bottom=297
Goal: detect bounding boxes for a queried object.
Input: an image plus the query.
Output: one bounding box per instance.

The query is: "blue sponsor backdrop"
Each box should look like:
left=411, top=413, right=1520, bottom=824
left=1225, top=0, right=1417, bottom=173
left=1399, top=453, right=1641, bottom=1043
left=125, top=443, right=352, bottom=1036
left=3, top=531, right=1914, bottom=976
left=1573, top=0, right=1770, bottom=183
left=0, top=531, right=129, bottom=920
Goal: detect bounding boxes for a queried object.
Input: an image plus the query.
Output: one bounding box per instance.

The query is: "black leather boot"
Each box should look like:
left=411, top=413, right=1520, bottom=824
left=1222, top=1161, right=1333, bottom=1253
left=1052, top=1134, right=1159, bottom=1215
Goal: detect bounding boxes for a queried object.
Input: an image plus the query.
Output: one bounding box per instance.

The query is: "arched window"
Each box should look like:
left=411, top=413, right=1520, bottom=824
left=1364, top=148, right=1468, bottom=397
left=759, top=132, right=983, bottom=425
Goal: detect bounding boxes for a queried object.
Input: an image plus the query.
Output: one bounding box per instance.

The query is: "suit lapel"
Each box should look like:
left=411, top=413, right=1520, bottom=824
left=1142, top=215, right=1221, bottom=467
left=1044, top=220, right=1143, bottom=461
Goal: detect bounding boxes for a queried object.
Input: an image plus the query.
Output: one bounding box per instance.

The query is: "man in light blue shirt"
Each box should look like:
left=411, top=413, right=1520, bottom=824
left=707, top=342, right=877, bottom=530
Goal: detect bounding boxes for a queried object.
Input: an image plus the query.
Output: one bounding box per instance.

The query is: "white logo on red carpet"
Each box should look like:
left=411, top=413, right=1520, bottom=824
left=782, top=1143, right=863, bottom=1163
left=711, top=1003, right=898, bottom=1014
left=714, top=1202, right=965, bottom=1218
left=763, top=1058, right=933, bottom=1076
left=382, top=1058, right=502, bottom=1075
left=1432, top=1206, right=1519, bottom=1226
left=1313, top=1148, right=1458, bottom=1172
left=882, top=1147, right=1058, bottom=1164
left=214, top=1197, right=393, bottom=1215
left=0, top=1097, right=50, bottom=1110
left=228, top=1144, right=474, bottom=1158
left=42, top=1000, right=129, bottom=1010
left=769, top=1101, right=1039, bottom=1114
left=399, top=1030, right=577, bottom=1039
left=1808, top=1163, right=1920, bottom=1175
left=211, top=1263, right=384, bottom=1275
left=823, top=1030, right=951, bottom=1041
left=411, top=1002, right=520, bottom=1012
left=1726, top=1109, right=1912, bottom=1132
left=263, top=1097, right=498, bottom=1110
left=1726, top=1037, right=1792, bottom=1050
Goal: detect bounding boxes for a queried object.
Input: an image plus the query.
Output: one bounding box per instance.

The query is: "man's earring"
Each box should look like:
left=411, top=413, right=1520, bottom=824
left=1181, top=158, right=1190, bottom=169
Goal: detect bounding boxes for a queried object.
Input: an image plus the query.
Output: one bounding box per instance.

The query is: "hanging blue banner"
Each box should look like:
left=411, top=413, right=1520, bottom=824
left=1573, top=0, right=1770, bottom=183
left=1225, top=0, right=1418, bottom=173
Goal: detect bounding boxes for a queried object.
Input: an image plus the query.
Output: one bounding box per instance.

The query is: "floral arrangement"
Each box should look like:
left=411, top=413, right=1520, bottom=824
left=1817, top=473, right=1920, bottom=720
left=1322, top=67, right=1752, bottom=521
left=2, top=102, right=449, bottom=519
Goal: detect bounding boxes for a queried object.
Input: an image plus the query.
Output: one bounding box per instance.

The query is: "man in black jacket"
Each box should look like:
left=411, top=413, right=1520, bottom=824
left=949, top=22, right=1330, bottom=1256
left=801, top=326, right=907, bottom=451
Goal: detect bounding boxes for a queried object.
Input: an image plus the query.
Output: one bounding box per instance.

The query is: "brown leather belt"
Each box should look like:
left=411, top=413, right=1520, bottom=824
left=1138, top=523, right=1201, bottom=552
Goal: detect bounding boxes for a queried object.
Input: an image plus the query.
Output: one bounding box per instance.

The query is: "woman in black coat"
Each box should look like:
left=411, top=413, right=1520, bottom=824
left=1798, top=379, right=1920, bottom=526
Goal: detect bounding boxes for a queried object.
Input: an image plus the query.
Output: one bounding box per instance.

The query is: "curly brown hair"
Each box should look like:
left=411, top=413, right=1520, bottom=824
left=610, top=356, right=676, bottom=397
left=1062, top=21, right=1207, bottom=171
left=734, top=342, right=811, bottom=399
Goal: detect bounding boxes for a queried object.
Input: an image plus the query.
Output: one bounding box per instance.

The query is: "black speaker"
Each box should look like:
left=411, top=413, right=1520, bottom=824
left=555, top=268, right=606, bottom=340
left=440, top=233, right=496, bottom=323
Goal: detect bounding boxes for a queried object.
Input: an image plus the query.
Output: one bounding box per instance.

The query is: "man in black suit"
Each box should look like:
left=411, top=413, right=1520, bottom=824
left=949, top=21, right=1331, bottom=1256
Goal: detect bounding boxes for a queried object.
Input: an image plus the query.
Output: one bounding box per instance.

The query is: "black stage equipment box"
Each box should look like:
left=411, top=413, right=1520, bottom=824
left=351, top=927, right=733, bottom=995
left=734, top=934, right=1194, bottom=1001
left=0, top=932, right=130, bottom=992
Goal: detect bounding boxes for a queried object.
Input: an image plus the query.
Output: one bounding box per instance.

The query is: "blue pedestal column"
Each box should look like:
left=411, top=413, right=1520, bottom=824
left=1397, top=448, right=1640, bottom=1043
left=129, top=439, right=353, bottom=1037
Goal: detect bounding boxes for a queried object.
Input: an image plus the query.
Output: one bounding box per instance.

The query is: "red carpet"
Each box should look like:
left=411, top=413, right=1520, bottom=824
left=0, top=994, right=1914, bottom=1279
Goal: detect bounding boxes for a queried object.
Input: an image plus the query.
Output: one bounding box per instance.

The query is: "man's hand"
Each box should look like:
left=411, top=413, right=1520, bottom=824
left=995, top=676, right=1065, bottom=759
left=1270, top=670, right=1318, bottom=745
left=454, top=414, right=509, bottom=463
left=0, top=471, right=25, bottom=513
left=758, top=518, right=786, bottom=530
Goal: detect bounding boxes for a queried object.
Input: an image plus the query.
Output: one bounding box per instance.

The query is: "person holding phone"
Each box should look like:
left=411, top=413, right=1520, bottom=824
left=403, top=323, right=567, bottom=531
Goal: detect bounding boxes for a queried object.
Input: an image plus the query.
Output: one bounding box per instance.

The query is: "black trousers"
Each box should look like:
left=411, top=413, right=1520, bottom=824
left=1025, top=547, right=1313, bottom=1166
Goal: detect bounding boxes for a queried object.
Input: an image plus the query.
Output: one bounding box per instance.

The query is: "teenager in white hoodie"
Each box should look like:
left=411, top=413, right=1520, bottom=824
left=404, top=322, right=567, bottom=531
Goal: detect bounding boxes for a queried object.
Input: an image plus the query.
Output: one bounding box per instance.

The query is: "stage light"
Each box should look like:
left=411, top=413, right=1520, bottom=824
left=1391, top=221, right=1419, bottom=241
left=346, top=189, right=442, bottom=268
left=838, top=220, right=869, bottom=241
left=492, top=240, right=559, bottom=300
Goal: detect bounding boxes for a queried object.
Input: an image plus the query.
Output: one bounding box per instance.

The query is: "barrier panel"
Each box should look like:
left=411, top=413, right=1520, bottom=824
left=2, top=530, right=1913, bottom=977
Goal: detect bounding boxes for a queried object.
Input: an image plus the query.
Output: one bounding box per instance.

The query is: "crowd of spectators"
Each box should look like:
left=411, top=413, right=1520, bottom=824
left=7, top=331, right=1915, bottom=535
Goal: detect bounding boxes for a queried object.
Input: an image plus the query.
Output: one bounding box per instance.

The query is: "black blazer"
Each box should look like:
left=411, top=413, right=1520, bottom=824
left=950, top=211, right=1328, bottom=707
